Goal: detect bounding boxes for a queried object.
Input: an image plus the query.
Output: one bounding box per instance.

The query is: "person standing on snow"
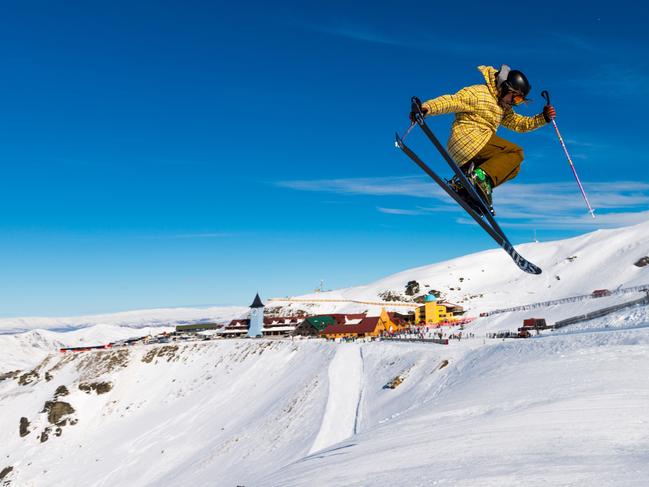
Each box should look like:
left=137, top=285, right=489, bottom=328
left=409, top=64, right=556, bottom=212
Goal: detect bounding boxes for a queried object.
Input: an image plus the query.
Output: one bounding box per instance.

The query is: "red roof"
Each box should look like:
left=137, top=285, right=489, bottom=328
left=326, top=314, right=367, bottom=325
left=321, top=316, right=381, bottom=335
left=226, top=319, right=250, bottom=329
left=263, top=317, right=301, bottom=326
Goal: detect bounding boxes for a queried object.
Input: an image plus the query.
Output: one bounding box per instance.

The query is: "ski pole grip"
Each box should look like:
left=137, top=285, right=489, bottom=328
left=541, top=90, right=551, bottom=106
left=411, top=96, right=422, bottom=112
left=411, top=96, right=425, bottom=123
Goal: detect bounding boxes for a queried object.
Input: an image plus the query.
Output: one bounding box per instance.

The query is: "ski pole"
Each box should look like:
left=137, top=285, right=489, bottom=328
left=394, top=97, right=423, bottom=147
left=395, top=122, right=416, bottom=147
left=541, top=90, right=595, bottom=218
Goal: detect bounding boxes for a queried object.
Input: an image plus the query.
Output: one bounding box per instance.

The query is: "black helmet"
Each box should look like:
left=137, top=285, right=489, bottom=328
left=496, top=65, right=531, bottom=97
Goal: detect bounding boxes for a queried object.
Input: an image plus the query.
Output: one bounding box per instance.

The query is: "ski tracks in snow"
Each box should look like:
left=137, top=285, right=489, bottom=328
left=308, top=344, right=363, bottom=454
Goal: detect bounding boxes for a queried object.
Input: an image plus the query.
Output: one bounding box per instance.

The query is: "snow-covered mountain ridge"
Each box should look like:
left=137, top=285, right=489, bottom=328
left=0, top=325, right=174, bottom=373
left=273, top=220, right=649, bottom=316
left=0, top=306, right=247, bottom=335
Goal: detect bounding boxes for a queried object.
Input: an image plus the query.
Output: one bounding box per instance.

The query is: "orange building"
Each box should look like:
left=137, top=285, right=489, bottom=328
left=320, top=308, right=399, bottom=339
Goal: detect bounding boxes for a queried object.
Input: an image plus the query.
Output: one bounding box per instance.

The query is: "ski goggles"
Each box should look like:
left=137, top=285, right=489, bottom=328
left=511, top=91, right=529, bottom=105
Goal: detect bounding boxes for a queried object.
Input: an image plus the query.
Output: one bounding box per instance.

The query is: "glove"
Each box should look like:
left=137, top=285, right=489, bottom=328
left=543, top=104, right=556, bottom=122
left=409, top=97, right=428, bottom=123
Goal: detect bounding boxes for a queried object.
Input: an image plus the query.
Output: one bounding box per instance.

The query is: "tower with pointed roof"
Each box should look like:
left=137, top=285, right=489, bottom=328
left=247, top=293, right=265, bottom=338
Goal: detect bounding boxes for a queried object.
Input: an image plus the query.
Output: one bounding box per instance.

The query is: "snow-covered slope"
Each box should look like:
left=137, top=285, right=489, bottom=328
left=2, top=325, right=648, bottom=486
left=3, top=221, right=649, bottom=486
left=263, top=328, right=649, bottom=486
left=0, top=339, right=454, bottom=486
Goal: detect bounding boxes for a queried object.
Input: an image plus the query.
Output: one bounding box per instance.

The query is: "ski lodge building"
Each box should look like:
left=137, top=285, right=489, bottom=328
left=217, top=316, right=301, bottom=338
left=292, top=314, right=364, bottom=337
left=414, top=296, right=465, bottom=325
left=170, top=292, right=467, bottom=340
left=209, top=294, right=300, bottom=338
left=318, top=309, right=406, bottom=340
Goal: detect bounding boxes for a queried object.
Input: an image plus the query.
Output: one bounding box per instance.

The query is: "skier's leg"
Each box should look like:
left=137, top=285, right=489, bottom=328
left=472, top=134, right=524, bottom=188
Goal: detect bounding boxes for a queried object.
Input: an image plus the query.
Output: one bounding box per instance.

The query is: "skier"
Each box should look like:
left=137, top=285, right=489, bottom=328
left=409, top=65, right=556, bottom=212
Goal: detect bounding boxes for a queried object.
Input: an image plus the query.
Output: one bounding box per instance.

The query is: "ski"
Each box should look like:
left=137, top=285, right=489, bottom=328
left=395, top=133, right=542, bottom=275
left=418, top=119, right=497, bottom=217
left=411, top=100, right=505, bottom=231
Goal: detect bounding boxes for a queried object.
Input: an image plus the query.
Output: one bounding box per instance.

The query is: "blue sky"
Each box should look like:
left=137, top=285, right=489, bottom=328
left=1, top=0, right=648, bottom=316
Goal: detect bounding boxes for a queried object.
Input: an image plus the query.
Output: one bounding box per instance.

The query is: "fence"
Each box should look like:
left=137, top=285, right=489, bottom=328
left=481, top=283, right=649, bottom=317
left=552, top=292, right=649, bottom=329
left=381, top=336, right=449, bottom=345
left=268, top=297, right=419, bottom=308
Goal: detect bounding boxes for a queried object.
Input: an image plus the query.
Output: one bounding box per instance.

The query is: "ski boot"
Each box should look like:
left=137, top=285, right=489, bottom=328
left=449, top=165, right=495, bottom=216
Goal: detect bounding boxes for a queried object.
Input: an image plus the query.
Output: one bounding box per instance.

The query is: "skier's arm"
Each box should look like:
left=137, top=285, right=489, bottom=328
left=501, top=108, right=547, bottom=133
left=422, top=88, right=477, bottom=117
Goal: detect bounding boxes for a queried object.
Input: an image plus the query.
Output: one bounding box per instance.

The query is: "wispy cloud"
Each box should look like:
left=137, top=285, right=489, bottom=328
left=491, top=182, right=649, bottom=229
left=377, top=207, right=424, bottom=216
left=311, top=22, right=536, bottom=56
left=378, top=205, right=460, bottom=216
left=546, top=33, right=603, bottom=54
left=276, top=176, right=446, bottom=199
left=307, top=22, right=630, bottom=61
left=306, top=22, right=649, bottom=108
left=170, top=233, right=236, bottom=239
left=548, top=32, right=648, bottom=59
left=469, top=209, right=649, bottom=230
left=560, top=138, right=611, bottom=150
left=313, top=23, right=413, bottom=48
left=497, top=182, right=649, bottom=211
left=143, top=232, right=237, bottom=240
left=278, top=175, right=649, bottom=230
left=565, top=63, right=649, bottom=98
left=47, top=156, right=211, bottom=169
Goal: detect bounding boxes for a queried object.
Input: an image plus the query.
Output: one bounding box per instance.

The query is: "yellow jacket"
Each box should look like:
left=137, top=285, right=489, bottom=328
left=422, top=65, right=547, bottom=166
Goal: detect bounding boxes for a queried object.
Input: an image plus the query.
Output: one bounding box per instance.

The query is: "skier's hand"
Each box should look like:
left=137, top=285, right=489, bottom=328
left=543, top=104, right=556, bottom=122
left=409, top=103, right=428, bottom=123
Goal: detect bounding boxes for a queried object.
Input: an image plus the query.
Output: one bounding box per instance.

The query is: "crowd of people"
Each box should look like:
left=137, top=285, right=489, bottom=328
left=380, top=325, right=480, bottom=343
left=322, top=324, right=528, bottom=344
